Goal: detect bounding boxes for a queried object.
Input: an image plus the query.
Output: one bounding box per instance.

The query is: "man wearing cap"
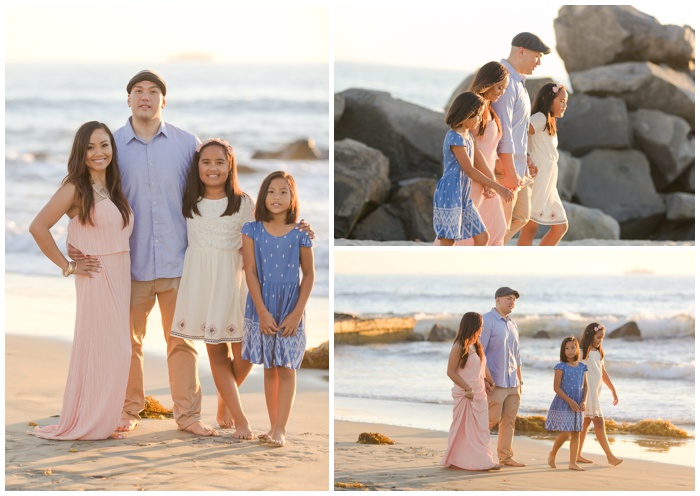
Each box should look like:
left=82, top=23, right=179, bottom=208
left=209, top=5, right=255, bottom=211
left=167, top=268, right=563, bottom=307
left=493, top=32, right=551, bottom=243
left=480, top=287, right=524, bottom=467
left=71, top=70, right=216, bottom=436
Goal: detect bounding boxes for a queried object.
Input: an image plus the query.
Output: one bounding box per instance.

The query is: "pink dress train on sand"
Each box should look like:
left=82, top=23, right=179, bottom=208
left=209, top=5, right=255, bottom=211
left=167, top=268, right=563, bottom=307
left=441, top=346, right=497, bottom=470
left=30, top=199, right=132, bottom=440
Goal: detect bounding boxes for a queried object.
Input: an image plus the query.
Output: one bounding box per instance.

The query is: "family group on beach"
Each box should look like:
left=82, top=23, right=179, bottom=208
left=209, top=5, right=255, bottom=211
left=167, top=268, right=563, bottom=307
left=442, top=287, right=624, bottom=472
left=434, top=32, right=569, bottom=246
left=28, top=70, right=315, bottom=447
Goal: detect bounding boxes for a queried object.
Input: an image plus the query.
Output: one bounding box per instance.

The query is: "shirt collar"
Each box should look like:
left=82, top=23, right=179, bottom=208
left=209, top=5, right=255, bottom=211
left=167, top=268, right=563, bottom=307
left=123, top=117, right=168, bottom=143
left=491, top=307, right=511, bottom=322
left=500, top=58, right=527, bottom=84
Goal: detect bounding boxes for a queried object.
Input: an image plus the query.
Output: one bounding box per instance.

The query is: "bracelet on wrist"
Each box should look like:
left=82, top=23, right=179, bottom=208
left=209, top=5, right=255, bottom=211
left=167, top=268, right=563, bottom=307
left=63, top=260, right=77, bottom=277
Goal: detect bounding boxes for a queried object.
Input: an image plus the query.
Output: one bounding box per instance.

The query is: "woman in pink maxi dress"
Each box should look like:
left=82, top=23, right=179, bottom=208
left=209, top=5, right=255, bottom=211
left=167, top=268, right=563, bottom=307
left=29, top=122, right=132, bottom=440
left=442, top=312, right=499, bottom=471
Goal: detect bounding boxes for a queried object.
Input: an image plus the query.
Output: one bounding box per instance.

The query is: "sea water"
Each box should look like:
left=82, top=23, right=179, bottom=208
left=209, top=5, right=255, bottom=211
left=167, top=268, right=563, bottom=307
left=334, top=273, right=695, bottom=465
left=5, top=62, right=329, bottom=352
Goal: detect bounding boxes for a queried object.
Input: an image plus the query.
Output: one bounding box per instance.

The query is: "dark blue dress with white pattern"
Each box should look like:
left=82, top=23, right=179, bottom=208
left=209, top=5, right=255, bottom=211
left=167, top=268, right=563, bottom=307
left=241, top=221, right=312, bottom=369
left=433, top=129, right=486, bottom=240
left=545, top=362, right=588, bottom=432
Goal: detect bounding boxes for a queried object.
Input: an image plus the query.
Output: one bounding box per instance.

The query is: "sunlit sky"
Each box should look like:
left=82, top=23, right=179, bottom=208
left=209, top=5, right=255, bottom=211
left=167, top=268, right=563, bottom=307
left=334, top=249, right=695, bottom=276
left=4, top=1, right=329, bottom=64
left=334, top=2, right=695, bottom=81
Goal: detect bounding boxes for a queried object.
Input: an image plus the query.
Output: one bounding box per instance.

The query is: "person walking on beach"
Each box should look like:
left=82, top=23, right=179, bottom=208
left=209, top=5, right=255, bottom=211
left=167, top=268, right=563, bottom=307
left=493, top=32, right=551, bottom=243
left=242, top=171, right=315, bottom=447
left=69, top=70, right=217, bottom=436
left=479, top=287, right=525, bottom=467
left=29, top=121, right=132, bottom=440
left=442, top=312, right=500, bottom=471
left=545, top=336, right=588, bottom=471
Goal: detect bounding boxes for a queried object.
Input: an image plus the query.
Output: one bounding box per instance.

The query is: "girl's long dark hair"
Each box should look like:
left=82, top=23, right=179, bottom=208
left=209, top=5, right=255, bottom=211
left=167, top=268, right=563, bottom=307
left=182, top=140, right=247, bottom=218
left=468, top=61, right=508, bottom=137
left=559, top=336, right=580, bottom=363
left=254, top=170, right=299, bottom=224
left=62, top=121, right=130, bottom=228
left=531, top=82, right=566, bottom=136
left=580, top=322, right=606, bottom=360
left=445, top=91, right=485, bottom=130
left=453, top=312, right=484, bottom=369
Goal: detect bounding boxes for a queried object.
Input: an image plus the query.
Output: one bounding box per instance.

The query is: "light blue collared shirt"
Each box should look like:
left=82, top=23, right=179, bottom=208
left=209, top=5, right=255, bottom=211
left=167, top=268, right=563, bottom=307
left=480, top=307, right=522, bottom=388
left=493, top=59, right=530, bottom=178
left=114, top=118, right=199, bottom=281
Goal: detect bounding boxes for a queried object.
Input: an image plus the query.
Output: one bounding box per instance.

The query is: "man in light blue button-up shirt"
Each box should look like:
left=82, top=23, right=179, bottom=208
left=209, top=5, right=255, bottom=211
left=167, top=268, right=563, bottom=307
left=480, top=286, right=524, bottom=467
left=493, top=32, right=551, bottom=243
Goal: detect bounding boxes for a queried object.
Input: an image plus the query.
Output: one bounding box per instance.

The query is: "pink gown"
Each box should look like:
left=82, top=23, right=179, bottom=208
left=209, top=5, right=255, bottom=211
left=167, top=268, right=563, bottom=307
left=30, top=199, right=132, bottom=440
left=441, top=346, right=497, bottom=470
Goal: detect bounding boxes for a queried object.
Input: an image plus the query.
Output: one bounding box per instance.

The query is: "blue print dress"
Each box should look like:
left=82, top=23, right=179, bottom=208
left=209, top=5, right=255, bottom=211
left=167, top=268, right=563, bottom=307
left=433, top=129, right=486, bottom=240
left=241, top=221, right=312, bottom=369
left=545, top=362, right=588, bottom=432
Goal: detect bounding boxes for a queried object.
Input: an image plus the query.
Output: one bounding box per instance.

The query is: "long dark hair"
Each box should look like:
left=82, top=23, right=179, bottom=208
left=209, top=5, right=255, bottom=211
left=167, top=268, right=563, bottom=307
left=254, top=171, right=299, bottom=224
left=445, top=91, right=485, bottom=130
left=531, top=82, right=566, bottom=136
left=580, top=322, right=606, bottom=360
left=559, top=336, right=580, bottom=363
left=62, top=121, right=130, bottom=228
left=182, top=139, right=247, bottom=218
left=468, top=61, right=508, bottom=137
left=453, top=312, right=484, bottom=369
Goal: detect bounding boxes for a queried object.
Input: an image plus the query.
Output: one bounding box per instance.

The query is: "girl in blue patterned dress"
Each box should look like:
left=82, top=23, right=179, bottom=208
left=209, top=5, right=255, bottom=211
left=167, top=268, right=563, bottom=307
left=434, top=91, right=513, bottom=246
left=242, top=171, right=315, bottom=447
left=546, top=336, right=588, bottom=471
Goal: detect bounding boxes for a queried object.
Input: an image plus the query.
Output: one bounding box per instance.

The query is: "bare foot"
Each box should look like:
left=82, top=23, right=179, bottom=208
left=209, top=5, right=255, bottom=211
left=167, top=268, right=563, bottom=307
left=269, top=429, right=286, bottom=447
left=569, top=464, right=585, bottom=471
left=502, top=459, right=525, bottom=467
left=216, top=392, right=234, bottom=429
left=577, top=455, right=593, bottom=463
left=608, top=457, right=623, bottom=466
left=182, top=420, right=219, bottom=437
left=258, top=431, right=272, bottom=441
left=115, top=417, right=138, bottom=432
left=108, top=432, right=124, bottom=440
left=548, top=452, right=557, bottom=469
left=233, top=425, right=253, bottom=440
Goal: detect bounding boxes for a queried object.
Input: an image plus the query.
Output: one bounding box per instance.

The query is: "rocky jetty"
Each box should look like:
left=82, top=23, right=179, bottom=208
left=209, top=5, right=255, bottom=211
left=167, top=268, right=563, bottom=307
left=334, top=313, right=417, bottom=345
left=334, top=5, right=694, bottom=243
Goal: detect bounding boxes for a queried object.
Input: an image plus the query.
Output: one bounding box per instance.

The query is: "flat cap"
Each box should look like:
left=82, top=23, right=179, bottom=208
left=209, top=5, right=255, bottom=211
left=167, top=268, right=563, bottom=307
left=511, top=32, right=551, bottom=54
left=495, top=287, right=520, bottom=299
left=126, top=70, right=167, bottom=95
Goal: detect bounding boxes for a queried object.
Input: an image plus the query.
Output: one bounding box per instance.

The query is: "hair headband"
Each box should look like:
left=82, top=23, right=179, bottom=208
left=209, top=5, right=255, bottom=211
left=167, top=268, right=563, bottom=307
left=196, top=138, right=234, bottom=155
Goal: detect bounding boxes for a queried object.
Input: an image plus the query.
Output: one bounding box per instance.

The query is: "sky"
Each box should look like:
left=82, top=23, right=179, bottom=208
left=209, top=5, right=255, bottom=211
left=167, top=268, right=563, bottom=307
left=334, top=249, right=696, bottom=276
left=334, top=2, right=695, bottom=80
left=4, top=1, right=329, bottom=64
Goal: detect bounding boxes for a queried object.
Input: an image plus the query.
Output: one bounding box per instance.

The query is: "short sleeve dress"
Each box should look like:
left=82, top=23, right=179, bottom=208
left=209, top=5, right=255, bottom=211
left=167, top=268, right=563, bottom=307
left=241, top=221, right=312, bottom=369
left=527, top=112, right=567, bottom=226
left=582, top=349, right=604, bottom=417
left=433, top=129, right=486, bottom=241
left=545, top=362, right=588, bottom=432
left=171, top=196, right=255, bottom=343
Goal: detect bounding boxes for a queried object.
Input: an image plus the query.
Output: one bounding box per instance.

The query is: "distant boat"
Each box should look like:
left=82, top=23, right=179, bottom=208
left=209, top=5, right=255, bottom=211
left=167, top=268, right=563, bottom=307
left=624, top=268, right=653, bottom=275
left=167, top=52, right=214, bottom=62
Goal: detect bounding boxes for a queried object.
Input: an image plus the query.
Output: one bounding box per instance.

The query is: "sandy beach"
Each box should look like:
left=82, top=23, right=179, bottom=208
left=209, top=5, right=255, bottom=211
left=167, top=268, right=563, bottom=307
left=334, top=421, right=694, bottom=491
left=5, top=335, right=329, bottom=491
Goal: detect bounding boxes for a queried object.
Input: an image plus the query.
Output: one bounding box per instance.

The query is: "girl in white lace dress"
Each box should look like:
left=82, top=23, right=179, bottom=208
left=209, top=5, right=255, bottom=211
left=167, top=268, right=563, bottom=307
left=171, top=138, right=255, bottom=440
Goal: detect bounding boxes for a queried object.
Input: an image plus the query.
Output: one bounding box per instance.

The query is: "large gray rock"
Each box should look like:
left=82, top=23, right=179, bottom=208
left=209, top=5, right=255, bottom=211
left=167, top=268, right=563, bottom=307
left=557, top=150, right=581, bottom=202
left=560, top=201, right=620, bottom=241
left=663, top=192, right=695, bottom=221
left=569, top=62, right=695, bottom=126
left=575, top=149, right=666, bottom=234
left=554, top=5, right=695, bottom=73
left=652, top=220, right=695, bottom=241
left=351, top=205, right=407, bottom=241
left=334, top=139, right=391, bottom=238
left=630, top=109, right=695, bottom=190
left=667, top=163, right=696, bottom=194
left=335, top=89, right=447, bottom=181
left=557, top=94, right=631, bottom=156
left=334, top=94, right=345, bottom=124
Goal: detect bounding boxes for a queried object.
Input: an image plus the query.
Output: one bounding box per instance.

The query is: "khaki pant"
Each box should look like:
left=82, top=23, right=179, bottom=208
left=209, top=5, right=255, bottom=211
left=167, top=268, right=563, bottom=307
left=488, top=386, right=521, bottom=463
left=501, top=176, right=533, bottom=244
left=124, top=277, right=202, bottom=429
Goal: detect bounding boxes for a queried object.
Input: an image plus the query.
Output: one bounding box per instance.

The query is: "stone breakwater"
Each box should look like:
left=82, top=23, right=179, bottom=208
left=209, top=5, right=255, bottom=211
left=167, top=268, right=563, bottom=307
left=334, top=5, right=694, bottom=244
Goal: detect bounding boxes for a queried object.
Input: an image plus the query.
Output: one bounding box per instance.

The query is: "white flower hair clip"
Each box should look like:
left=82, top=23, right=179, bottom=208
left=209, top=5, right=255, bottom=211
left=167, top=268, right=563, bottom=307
left=593, top=324, right=604, bottom=332
left=552, top=83, right=564, bottom=94
left=196, top=137, right=234, bottom=155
